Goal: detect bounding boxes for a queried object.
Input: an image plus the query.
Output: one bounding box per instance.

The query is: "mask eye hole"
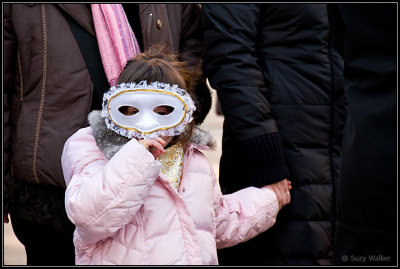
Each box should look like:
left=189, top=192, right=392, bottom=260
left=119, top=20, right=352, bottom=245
left=154, top=105, right=174, bottom=115
left=119, top=106, right=139, bottom=116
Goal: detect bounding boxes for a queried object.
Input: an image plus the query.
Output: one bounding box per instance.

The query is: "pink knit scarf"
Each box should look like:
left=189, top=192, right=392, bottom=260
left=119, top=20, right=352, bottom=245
left=92, top=4, right=141, bottom=86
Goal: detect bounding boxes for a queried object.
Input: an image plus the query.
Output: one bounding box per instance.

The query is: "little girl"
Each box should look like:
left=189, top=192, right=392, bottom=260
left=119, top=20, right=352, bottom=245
left=61, top=46, right=291, bottom=265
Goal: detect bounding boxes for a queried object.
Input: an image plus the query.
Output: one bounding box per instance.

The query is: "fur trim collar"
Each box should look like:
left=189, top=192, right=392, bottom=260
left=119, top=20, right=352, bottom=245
left=88, top=110, right=216, bottom=159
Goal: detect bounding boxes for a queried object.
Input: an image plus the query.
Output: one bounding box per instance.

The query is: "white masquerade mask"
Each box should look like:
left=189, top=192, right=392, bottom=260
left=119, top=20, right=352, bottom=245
left=101, top=80, right=196, bottom=140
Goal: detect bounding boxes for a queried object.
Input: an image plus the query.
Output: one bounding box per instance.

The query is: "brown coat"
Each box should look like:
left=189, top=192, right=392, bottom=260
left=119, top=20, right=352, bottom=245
left=3, top=4, right=207, bottom=213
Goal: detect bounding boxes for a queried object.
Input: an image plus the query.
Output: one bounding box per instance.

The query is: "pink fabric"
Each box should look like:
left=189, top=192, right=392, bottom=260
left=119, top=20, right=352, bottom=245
left=61, top=127, right=279, bottom=265
left=91, top=4, right=141, bottom=86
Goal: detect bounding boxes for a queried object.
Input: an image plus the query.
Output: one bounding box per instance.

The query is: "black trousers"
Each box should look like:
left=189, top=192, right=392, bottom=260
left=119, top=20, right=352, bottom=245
left=10, top=214, right=75, bottom=266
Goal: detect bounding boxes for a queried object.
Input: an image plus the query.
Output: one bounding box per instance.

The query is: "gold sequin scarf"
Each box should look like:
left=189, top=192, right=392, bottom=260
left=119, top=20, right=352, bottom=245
left=157, top=142, right=184, bottom=190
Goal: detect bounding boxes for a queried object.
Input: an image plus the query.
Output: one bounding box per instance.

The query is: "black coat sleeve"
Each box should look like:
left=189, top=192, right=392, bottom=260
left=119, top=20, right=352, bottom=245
left=178, top=4, right=211, bottom=125
left=202, top=4, right=289, bottom=190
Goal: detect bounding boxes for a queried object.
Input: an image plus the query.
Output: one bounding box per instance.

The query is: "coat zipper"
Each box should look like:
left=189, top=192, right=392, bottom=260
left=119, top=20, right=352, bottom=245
left=32, top=4, right=48, bottom=183
left=178, top=146, right=194, bottom=194
left=17, top=50, right=23, bottom=102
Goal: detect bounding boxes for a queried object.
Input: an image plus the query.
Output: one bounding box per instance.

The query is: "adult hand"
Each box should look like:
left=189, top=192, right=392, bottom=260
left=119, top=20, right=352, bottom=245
left=138, top=137, right=166, bottom=159
left=263, top=179, right=292, bottom=209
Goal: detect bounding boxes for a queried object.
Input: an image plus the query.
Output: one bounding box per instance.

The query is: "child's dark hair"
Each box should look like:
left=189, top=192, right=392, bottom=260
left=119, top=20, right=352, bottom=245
left=118, top=44, right=200, bottom=145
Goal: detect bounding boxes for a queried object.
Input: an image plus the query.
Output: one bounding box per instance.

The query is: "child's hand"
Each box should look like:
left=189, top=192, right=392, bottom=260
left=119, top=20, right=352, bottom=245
left=138, top=137, right=166, bottom=159
left=263, top=179, right=292, bottom=209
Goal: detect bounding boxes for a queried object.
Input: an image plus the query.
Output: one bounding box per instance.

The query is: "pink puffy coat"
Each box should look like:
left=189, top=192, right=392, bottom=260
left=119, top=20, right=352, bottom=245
left=61, top=125, right=279, bottom=265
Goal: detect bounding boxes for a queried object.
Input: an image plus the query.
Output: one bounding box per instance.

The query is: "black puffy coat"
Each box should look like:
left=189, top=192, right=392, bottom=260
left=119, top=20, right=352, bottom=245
left=328, top=4, right=397, bottom=265
left=202, top=4, right=346, bottom=265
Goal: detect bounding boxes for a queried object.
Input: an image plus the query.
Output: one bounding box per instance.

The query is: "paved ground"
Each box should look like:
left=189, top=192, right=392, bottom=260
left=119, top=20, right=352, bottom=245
left=3, top=90, right=224, bottom=265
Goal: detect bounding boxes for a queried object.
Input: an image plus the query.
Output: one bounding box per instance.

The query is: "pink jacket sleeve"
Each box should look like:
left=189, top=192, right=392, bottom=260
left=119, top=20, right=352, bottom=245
left=212, top=174, right=279, bottom=249
left=61, top=127, right=161, bottom=245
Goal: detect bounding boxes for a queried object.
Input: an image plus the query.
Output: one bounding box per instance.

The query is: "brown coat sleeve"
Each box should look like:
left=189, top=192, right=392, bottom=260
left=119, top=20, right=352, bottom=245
left=3, top=4, right=22, bottom=213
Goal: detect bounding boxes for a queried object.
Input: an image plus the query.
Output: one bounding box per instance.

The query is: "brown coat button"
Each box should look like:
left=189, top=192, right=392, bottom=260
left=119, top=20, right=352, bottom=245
left=156, top=19, right=162, bottom=29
